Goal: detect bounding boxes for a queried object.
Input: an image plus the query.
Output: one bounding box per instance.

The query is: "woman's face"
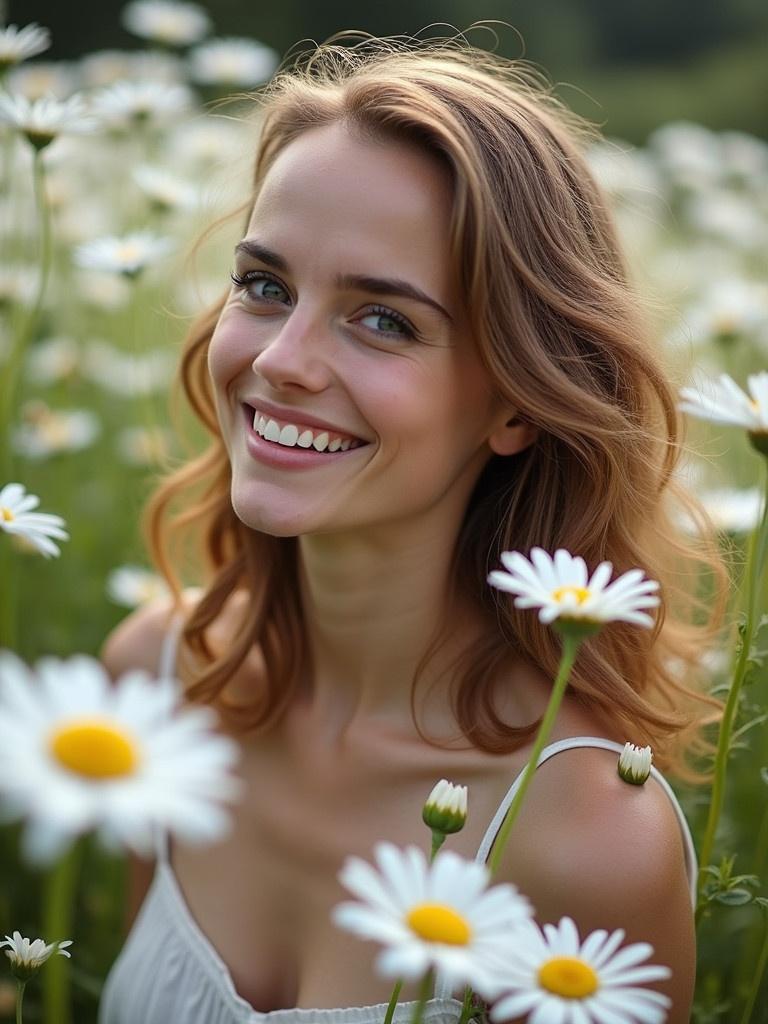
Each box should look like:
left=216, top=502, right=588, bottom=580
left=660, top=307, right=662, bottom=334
left=208, top=121, right=518, bottom=539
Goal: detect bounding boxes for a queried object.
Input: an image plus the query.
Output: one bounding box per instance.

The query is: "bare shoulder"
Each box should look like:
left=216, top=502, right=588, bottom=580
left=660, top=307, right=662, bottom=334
left=100, top=586, right=202, bottom=681
left=496, top=744, right=695, bottom=1021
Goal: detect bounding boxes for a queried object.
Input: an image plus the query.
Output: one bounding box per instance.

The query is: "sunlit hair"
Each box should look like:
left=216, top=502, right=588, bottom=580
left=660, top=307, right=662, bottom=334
left=147, top=30, right=730, bottom=774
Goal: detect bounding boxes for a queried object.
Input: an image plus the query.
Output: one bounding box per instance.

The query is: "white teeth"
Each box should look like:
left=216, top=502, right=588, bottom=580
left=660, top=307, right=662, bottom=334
left=264, top=418, right=280, bottom=442
left=251, top=409, right=361, bottom=452
left=278, top=424, right=299, bottom=446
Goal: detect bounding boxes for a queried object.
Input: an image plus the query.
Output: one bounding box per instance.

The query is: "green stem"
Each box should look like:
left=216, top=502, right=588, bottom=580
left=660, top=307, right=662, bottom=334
left=697, top=463, right=768, bottom=917
left=15, top=980, right=25, bottom=1024
left=42, top=841, right=81, bottom=1024
left=0, top=145, right=53, bottom=484
left=383, top=980, right=403, bottom=1024
left=457, top=985, right=475, bottom=1024
left=430, top=831, right=446, bottom=861
left=487, top=632, right=582, bottom=876
left=409, top=969, right=434, bottom=1024
left=739, top=912, right=768, bottom=1024
left=0, top=529, right=18, bottom=649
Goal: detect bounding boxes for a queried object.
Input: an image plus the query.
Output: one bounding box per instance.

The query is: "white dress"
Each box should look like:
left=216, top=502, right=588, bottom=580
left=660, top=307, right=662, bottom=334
left=98, top=624, right=697, bottom=1024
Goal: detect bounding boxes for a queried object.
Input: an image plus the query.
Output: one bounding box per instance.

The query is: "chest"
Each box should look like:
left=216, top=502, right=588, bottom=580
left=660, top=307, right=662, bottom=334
left=167, top=734, right=525, bottom=1012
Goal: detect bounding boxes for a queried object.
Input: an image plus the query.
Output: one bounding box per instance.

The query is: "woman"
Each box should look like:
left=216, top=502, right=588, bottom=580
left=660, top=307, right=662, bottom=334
left=98, top=32, right=727, bottom=1024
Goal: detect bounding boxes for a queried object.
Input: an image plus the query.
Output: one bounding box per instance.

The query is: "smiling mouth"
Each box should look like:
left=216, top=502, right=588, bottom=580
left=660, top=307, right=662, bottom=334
left=243, top=405, right=367, bottom=453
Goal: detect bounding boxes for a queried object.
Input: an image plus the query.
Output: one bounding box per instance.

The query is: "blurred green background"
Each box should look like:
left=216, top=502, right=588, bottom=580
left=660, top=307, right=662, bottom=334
left=10, top=0, right=768, bottom=141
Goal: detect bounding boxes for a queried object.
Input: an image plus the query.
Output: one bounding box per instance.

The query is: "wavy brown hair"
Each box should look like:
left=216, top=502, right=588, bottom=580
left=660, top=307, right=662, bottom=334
left=146, top=32, right=731, bottom=774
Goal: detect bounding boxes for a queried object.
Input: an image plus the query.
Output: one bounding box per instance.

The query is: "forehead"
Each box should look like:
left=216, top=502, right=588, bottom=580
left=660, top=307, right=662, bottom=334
left=247, top=122, right=456, bottom=289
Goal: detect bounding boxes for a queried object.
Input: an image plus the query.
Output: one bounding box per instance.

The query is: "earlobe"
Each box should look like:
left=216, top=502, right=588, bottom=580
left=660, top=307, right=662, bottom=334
left=488, top=415, right=539, bottom=456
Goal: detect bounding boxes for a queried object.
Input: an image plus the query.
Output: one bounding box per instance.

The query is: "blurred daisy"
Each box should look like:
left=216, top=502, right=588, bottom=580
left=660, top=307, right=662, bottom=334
left=122, top=1, right=211, bottom=47
left=0, top=651, right=242, bottom=863
left=0, top=482, right=68, bottom=558
left=83, top=339, right=174, bottom=393
left=1, top=932, right=72, bottom=981
left=189, top=38, right=279, bottom=88
left=679, top=372, right=768, bottom=434
left=74, top=231, right=172, bottom=278
left=489, top=916, right=671, bottom=1024
left=13, top=402, right=100, bottom=459
left=0, top=92, right=97, bottom=151
left=133, top=164, right=198, bottom=212
left=116, top=426, right=174, bottom=466
left=25, top=336, right=81, bottom=384
left=79, top=48, right=184, bottom=88
left=488, top=548, right=660, bottom=631
left=7, top=61, right=79, bottom=101
left=699, top=487, right=763, bottom=534
left=107, top=565, right=170, bottom=607
left=91, top=80, right=193, bottom=131
left=333, top=842, right=532, bottom=992
left=681, top=279, right=768, bottom=347
left=0, top=23, right=51, bottom=71
left=0, top=263, right=38, bottom=307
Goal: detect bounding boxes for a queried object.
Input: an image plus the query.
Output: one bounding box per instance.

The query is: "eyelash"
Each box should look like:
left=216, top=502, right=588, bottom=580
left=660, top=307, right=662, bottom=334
left=229, top=269, right=418, bottom=341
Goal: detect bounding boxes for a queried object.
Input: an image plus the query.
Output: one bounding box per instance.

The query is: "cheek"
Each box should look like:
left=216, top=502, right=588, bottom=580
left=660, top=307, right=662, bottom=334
left=207, top=313, right=251, bottom=391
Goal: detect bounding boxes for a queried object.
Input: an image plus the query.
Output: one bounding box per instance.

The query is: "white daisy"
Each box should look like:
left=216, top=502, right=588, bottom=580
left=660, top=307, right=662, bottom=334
left=0, top=651, right=242, bottom=863
left=122, top=0, right=211, bottom=47
left=488, top=916, right=671, bottom=1024
left=332, top=842, right=532, bottom=993
left=0, top=24, right=51, bottom=70
left=0, top=482, right=68, bottom=558
left=13, top=403, right=100, bottom=459
left=73, top=232, right=172, bottom=278
left=91, top=80, right=193, bottom=131
left=188, top=37, right=279, bottom=88
left=617, top=743, right=653, bottom=786
left=1, top=932, right=72, bottom=981
left=7, top=61, right=79, bottom=102
left=116, top=426, right=174, bottom=466
left=133, top=164, right=198, bottom=212
left=487, top=548, right=660, bottom=631
left=698, top=487, right=763, bottom=534
left=83, top=339, right=174, bottom=392
left=678, top=372, right=768, bottom=436
left=0, top=92, right=97, bottom=150
left=107, top=565, right=170, bottom=607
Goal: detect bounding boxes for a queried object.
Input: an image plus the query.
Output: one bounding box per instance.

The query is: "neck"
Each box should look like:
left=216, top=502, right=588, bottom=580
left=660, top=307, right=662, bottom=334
left=295, top=518, right=486, bottom=738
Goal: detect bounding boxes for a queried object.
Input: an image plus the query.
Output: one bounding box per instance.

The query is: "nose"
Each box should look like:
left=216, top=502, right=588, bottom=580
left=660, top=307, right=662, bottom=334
left=251, top=310, right=334, bottom=393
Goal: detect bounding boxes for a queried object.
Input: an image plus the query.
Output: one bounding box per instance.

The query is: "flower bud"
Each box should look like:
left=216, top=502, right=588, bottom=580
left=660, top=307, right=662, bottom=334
left=422, top=779, right=468, bottom=835
left=617, top=742, right=652, bottom=786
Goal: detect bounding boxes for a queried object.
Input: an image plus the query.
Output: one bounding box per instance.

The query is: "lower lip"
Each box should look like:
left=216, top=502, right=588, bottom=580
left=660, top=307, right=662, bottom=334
left=242, top=409, right=368, bottom=470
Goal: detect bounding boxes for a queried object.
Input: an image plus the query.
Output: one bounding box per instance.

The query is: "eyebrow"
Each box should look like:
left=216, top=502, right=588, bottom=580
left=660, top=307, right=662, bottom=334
left=234, top=239, right=454, bottom=325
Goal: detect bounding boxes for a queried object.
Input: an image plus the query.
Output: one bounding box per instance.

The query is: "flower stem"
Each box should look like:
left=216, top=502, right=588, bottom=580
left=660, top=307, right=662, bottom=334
left=42, top=841, right=80, bottom=1024
left=383, top=980, right=403, bottom=1024
left=697, top=462, right=768, bottom=916
left=15, top=980, right=26, bottom=1024
left=487, top=632, right=582, bottom=876
left=457, top=985, right=475, bottom=1024
left=0, top=146, right=53, bottom=484
left=409, top=969, right=434, bottom=1024
left=430, top=831, right=446, bottom=861
left=739, top=911, right=768, bottom=1024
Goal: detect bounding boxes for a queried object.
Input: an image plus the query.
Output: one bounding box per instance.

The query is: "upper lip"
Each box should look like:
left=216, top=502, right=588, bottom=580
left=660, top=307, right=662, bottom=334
left=242, top=398, right=368, bottom=442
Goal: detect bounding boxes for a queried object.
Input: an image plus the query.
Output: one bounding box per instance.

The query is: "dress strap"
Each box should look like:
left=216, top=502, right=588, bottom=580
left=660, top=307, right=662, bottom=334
left=432, top=735, right=698, bottom=1001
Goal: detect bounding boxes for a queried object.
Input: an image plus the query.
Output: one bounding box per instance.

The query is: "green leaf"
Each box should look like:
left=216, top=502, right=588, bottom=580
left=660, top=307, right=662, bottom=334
left=713, top=888, right=754, bottom=905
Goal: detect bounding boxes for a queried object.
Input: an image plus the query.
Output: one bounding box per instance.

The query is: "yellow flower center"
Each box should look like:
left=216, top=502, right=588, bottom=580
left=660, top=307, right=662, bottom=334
left=538, top=956, right=599, bottom=998
left=117, top=242, right=141, bottom=264
left=405, top=903, right=472, bottom=946
left=1, top=506, right=14, bottom=522
left=49, top=718, right=139, bottom=779
left=551, top=585, right=591, bottom=605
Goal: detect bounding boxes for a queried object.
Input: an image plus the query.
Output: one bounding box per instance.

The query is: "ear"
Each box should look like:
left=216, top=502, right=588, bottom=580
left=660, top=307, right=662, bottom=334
left=488, top=412, right=539, bottom=457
